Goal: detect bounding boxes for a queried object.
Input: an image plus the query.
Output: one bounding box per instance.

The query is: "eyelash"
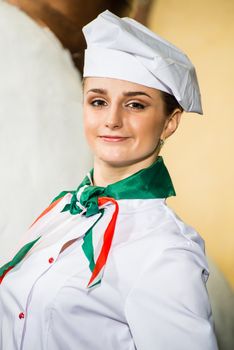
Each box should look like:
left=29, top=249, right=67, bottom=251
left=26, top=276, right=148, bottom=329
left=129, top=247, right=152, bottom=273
left=90, top=99, right=107, bottom=107
left=127, top=102, right=145, bottom=110
left=90, top=99, right=146, bottom=110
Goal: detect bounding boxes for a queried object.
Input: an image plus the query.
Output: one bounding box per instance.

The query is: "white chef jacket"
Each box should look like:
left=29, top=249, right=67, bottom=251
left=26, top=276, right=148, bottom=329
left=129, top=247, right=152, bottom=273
left=0, top=192, right=218, bottom=350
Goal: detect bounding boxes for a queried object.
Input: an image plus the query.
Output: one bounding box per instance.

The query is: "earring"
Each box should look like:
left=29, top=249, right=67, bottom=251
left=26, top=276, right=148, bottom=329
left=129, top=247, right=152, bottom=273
left=159, top=139, right=165, bottom=148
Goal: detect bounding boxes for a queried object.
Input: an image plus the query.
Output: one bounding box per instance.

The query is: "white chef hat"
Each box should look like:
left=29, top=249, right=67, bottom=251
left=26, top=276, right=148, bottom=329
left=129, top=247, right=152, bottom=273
left=82, top=10, right=202, bottom=114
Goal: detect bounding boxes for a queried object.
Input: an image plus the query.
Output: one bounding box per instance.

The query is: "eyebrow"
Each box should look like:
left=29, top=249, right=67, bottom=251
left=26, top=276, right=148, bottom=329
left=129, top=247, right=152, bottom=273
left=87, top=88, right=106, bottom=94
left=87, top=88, right=152, bottom=99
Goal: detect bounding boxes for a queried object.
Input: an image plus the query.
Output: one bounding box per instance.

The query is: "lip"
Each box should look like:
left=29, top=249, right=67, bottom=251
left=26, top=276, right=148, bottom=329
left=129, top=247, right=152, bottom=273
left=99, top=136, right=129, bottom=142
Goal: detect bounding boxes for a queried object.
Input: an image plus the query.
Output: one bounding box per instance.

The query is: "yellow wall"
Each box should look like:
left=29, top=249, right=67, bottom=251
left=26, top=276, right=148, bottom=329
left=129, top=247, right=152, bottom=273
left=149, top=0, right=234, bottom=288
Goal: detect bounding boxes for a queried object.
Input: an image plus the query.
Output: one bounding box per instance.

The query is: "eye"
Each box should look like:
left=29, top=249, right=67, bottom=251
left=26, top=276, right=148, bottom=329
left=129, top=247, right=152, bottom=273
left=127, top=102, right=146, bottom=110
left=90, top=99, right=107, bottom=107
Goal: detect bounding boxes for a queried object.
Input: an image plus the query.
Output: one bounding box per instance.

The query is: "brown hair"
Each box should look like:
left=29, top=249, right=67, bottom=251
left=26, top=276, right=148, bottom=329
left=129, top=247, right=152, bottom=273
left=160, top=91, right=184, bottom=117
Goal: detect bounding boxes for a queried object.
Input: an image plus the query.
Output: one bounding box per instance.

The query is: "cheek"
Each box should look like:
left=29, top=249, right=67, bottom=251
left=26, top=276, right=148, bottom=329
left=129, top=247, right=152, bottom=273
left=133, top=117, right=165, bottom=144
left=83, top=111, right=98, bottom=137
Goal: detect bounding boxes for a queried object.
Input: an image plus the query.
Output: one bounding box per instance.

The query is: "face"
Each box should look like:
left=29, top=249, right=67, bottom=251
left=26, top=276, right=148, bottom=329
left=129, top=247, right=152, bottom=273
left=83, top=77, right=181, bottom=169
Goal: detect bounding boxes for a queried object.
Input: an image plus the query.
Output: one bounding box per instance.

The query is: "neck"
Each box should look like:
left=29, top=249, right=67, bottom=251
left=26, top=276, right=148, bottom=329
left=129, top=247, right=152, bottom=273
left=93, top=154, right=159, bottom=187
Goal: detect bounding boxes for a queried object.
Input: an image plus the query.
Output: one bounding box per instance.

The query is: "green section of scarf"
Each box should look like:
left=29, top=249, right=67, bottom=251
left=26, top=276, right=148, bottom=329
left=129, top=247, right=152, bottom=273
left=0, top=237, right=40, bottom=278
left=81, top=208, right=105, bottom=273
left=54, top=156, right=175, bottom=218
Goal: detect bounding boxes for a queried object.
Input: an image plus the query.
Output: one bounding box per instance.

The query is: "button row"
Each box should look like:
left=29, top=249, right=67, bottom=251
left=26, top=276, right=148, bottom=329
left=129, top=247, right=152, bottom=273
left=18, top=256, right=55, bottom=320
left=18, top=257, right=54, bottom=319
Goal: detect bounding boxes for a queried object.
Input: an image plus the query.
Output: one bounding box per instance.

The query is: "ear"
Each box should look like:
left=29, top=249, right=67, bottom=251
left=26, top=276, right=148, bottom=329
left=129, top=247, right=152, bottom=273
left=160, top=109, right=182, bottom=140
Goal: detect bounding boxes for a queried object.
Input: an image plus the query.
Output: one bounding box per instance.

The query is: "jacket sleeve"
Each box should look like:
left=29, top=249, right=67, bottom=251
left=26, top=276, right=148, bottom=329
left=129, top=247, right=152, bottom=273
left=124, top=242, right=218, bottom=350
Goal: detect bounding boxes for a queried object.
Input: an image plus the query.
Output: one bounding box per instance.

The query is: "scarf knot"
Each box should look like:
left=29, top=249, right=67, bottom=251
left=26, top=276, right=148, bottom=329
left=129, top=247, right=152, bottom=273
left=62, top=184, right=106, bottom=217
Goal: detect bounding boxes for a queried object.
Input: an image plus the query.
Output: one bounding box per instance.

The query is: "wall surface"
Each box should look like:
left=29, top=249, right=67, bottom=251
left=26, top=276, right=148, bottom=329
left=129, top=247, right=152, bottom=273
left=148, top=0, right=234, bottom=288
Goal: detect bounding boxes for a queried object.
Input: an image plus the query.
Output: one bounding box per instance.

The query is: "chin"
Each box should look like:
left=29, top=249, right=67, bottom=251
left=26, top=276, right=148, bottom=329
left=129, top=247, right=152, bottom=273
left=96, top=150, right=128, bottom=165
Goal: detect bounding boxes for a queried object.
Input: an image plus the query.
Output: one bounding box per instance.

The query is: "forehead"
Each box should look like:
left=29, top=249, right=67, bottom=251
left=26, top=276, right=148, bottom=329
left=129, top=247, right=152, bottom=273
left=84, top=77, right=162, bottom=97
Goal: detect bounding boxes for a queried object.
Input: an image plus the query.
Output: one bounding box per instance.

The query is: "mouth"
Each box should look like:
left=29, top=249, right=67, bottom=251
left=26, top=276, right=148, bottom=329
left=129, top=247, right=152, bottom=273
left=99, top=136, right=130, bottom=142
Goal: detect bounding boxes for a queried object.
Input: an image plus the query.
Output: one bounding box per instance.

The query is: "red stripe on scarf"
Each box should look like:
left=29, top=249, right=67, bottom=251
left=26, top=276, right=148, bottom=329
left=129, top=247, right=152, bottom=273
left=30, top=196, right=64, bottom=228
left=87, top=197, right=119, bottom=287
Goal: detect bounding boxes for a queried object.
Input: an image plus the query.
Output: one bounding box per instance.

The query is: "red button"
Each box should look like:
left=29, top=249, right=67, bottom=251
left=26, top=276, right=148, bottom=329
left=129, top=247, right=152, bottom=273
left=19, top=312, right=25, bottom=319
left=48, top=257, right=54, bottom=264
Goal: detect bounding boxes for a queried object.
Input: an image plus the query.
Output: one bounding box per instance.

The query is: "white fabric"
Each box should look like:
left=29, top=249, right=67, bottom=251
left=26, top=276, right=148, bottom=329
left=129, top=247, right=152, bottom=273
left=206, top=257, right=234, bottom=350
left=0, top=1, right=91, bottom=264
left=0, top=195, right=218, bottom=349
left=83, top=10, right=203, bottom=114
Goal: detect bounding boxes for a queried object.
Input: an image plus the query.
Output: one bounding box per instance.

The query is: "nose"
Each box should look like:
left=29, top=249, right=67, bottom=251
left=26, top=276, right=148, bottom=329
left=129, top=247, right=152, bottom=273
left=105, top=105, right=123, bottom=129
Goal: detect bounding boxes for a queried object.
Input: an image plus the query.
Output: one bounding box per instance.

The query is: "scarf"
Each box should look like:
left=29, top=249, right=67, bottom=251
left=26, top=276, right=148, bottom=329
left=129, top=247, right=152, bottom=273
left=0, top=156, right=175, bottom=288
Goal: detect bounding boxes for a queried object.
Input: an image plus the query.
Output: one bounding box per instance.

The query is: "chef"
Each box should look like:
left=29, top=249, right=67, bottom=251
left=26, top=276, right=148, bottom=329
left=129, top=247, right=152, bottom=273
left=0, top=10, right=218, bottom=350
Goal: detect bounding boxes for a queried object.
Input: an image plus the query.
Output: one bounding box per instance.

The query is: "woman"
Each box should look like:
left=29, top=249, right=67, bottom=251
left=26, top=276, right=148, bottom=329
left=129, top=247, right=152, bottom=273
left=0, top=10, right=218, bottom=350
